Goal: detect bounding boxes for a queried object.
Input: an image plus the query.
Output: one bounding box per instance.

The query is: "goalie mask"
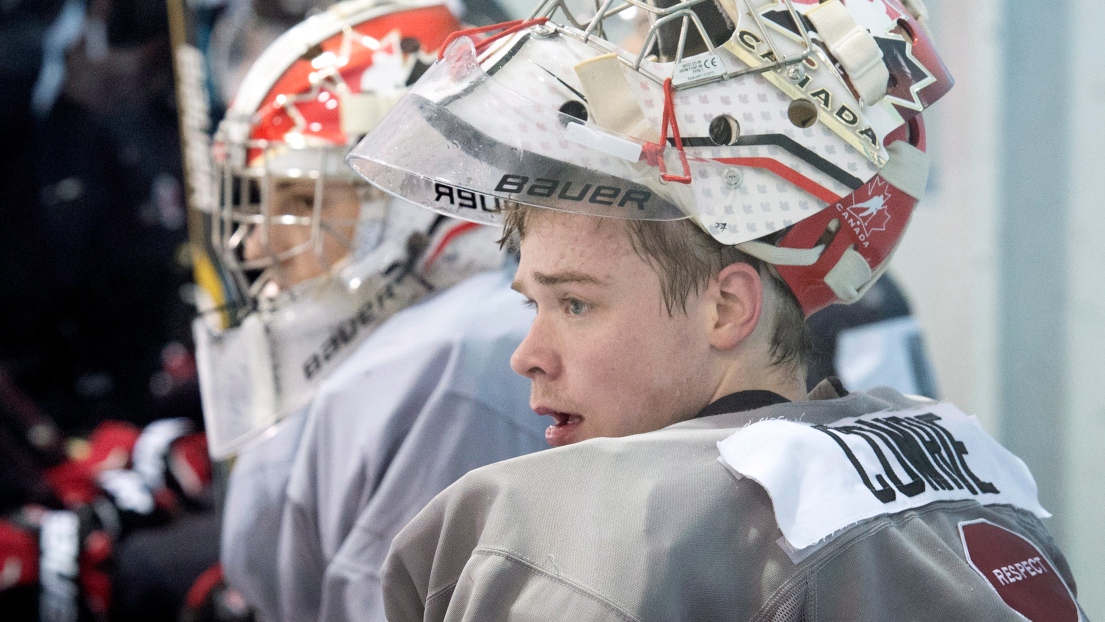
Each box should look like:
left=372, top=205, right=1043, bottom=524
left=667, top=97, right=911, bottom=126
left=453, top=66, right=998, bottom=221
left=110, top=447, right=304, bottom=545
left=194, top=0, right=503, bottom=459
left=347, top=0, right=951, bottom=316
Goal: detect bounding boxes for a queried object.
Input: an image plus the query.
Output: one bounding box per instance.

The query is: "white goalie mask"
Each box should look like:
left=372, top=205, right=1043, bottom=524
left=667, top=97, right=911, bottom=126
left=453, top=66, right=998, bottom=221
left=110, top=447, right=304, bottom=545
left=192, top=0, right=505, bottom=458
left=348, top=0, right=952, bottom=316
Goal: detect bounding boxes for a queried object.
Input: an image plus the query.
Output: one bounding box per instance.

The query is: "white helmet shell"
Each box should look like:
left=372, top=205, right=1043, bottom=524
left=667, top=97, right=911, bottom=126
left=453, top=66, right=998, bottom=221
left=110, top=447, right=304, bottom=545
left=349, top=0, right=950, bottom=245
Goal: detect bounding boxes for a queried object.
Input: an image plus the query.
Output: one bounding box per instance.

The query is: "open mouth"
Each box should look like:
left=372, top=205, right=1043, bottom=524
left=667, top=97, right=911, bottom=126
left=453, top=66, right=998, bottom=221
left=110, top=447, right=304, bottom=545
left=534, top=407, right=584, bottom=447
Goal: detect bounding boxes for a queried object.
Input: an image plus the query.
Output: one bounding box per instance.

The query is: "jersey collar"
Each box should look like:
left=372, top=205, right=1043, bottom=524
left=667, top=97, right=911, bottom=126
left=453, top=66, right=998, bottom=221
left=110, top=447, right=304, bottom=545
left=696, top=390, right=791, bottom=419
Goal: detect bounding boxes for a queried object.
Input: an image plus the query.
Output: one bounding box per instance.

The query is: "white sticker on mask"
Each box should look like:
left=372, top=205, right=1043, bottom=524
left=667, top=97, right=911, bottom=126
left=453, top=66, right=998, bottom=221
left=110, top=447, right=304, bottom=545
left=672, top=52, right=726, bottom=86
left=717, top=403, right=1049, bottom=550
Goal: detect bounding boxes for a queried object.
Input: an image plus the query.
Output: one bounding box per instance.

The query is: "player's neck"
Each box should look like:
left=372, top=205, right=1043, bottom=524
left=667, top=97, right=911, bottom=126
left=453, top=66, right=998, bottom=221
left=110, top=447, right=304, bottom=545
left=710, top=355, right=807, bottom=404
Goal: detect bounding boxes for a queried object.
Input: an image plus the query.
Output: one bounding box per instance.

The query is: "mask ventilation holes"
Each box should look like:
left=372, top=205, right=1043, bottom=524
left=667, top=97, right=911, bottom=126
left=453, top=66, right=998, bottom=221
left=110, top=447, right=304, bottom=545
left=897, top=19, right=917, bottom=44
left=558, top=101, right=589, bottom=123
left=818, top=218, right=841, bottom=247
left=708, top=114, right=741, bottom=146
left=787, top=99, right=819, bottom=129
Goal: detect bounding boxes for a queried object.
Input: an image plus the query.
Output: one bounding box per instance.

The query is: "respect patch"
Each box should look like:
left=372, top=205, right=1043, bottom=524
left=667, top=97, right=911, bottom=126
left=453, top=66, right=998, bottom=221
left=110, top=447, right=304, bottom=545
left=959, top=519, right=1081, bottom=621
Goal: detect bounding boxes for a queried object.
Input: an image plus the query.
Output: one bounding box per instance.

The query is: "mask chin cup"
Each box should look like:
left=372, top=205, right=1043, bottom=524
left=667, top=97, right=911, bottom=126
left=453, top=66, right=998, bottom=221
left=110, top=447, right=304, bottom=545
left=194, top=314, right=279, bottom=460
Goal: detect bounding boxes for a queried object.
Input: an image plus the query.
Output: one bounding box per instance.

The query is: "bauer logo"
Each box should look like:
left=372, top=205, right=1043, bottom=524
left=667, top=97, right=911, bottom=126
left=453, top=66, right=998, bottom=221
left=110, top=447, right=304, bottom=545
left=303, top=281, right=403, bottom=381
left=959, top=519, right=1081, bottom=621
left=495, top=174, right=652, bottom=211
left=433, top=182, right=501, bottom=213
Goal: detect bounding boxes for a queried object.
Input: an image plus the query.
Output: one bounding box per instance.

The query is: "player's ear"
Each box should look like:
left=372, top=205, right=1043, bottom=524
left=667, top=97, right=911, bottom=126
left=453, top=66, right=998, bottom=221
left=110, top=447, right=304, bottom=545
left=708, top=262, right=763, bottom=351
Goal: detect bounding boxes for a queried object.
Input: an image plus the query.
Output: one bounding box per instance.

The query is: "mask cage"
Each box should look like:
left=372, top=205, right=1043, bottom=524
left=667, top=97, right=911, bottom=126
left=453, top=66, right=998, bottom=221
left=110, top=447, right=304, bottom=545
left=524, top=0, right=814, bottom=89
left=212, top=140, right=373, bottom=322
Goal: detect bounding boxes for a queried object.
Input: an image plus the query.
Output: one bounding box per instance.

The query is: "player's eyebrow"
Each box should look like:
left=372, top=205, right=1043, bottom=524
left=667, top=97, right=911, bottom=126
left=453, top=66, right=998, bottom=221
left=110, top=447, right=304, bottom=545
left=535, top=271, right=606, bottom=287
left=513, top=271, right=607, bottom=296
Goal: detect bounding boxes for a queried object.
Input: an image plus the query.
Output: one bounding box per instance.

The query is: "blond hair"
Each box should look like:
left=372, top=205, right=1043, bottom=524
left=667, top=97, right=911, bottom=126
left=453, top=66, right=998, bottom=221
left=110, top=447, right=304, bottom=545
left=501, top=205, right=812, bottom=371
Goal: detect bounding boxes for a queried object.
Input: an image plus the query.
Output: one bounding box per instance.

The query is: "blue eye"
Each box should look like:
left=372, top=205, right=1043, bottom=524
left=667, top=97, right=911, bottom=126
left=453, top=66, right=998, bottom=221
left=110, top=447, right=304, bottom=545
left=567, top=299, right=587, bottom=315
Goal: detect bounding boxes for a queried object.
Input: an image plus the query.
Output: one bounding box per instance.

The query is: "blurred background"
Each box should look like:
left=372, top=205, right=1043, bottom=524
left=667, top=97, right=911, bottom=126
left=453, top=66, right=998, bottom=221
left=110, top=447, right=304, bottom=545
left=0, top=0, right=1100, bottom=619
left=890, top=0, right=1105, bottom=613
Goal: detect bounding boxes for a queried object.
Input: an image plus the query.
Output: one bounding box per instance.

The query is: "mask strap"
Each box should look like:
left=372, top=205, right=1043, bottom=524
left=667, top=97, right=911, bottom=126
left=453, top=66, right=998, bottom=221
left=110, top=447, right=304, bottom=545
left=641, top=78, right=692, bottom=184
left=438, top=18, right=550, bottom=60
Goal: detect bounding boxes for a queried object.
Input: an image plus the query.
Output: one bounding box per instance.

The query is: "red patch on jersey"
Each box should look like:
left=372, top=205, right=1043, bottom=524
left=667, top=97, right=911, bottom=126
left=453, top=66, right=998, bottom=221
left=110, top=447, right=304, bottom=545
left=959, top=519, right=1080, bottom=621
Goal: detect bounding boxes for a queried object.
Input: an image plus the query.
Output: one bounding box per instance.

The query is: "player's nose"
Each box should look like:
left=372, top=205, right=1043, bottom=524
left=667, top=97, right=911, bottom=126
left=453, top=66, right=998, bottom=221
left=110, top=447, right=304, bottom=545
left=510, top=315, right=560, bottom=381
left=242, top=223, right=264, bottom=262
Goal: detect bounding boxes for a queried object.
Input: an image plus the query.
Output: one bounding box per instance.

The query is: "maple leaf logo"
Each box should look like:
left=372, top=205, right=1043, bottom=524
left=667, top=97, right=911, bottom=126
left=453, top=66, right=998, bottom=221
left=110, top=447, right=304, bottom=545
left=268, top=28, right=440, bottom=143
left=842, top=177, right=892, bottom=236
left=359, top=30, right=438, bottom=93
left=847, top=0, right=898, bottom=35
left=360, top=34, right=407, bottom=91
left=876, top=34, right=936, bottom=111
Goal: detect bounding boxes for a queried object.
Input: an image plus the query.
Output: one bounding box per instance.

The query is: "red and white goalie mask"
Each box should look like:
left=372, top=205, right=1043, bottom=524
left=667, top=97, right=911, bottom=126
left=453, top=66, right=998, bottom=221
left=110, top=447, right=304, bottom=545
left=347, top=0, right=952, bottom=316
left=195, top=0, right=504, bottom=459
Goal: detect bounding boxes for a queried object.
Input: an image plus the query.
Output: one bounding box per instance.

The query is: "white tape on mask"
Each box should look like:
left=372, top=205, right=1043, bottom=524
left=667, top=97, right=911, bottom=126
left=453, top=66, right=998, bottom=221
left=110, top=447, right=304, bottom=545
left=564, top=122, right=643, bottom=163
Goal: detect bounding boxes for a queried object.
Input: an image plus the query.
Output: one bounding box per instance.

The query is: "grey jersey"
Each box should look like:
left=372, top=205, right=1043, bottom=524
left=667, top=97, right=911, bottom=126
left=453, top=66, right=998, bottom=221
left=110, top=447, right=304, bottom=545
left=221, top=270, right=549, bottom=622
left=384, top=384, right=1086, bottom=622
left=221, top=406, right=308, bottom=622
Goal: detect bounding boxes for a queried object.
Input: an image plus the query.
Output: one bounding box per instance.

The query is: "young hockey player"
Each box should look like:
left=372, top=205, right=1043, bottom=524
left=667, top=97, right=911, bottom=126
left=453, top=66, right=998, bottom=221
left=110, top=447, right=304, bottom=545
left=191, top=2, right=549, bottom=620
left=347, top=0, right=1087, bottom=618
